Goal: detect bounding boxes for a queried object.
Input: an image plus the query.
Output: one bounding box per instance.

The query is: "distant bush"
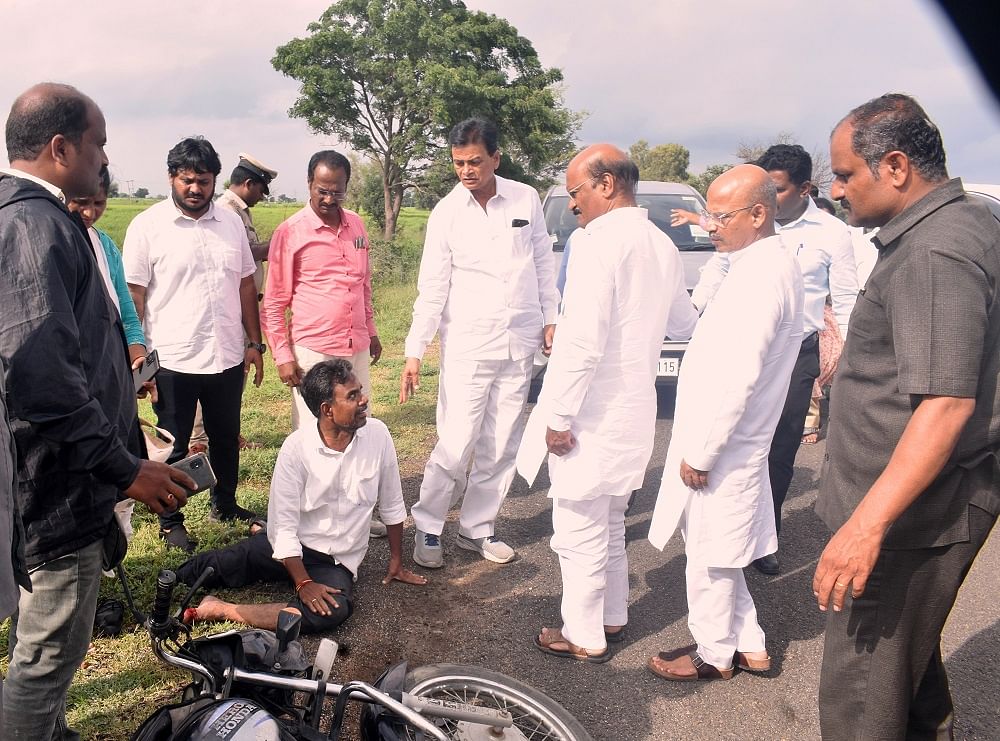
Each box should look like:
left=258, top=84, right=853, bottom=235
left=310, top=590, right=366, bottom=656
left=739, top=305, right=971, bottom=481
left=369, top=238, right=422, bottom=285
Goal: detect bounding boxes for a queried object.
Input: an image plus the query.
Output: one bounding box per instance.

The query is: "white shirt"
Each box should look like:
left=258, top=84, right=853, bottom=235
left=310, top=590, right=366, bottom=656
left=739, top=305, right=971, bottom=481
left=691, top=199, right=857, bottom=337
left=850, top=226, right=879, bottom=290
left=267, top=418, right=406, bottom=576
left=516, top=207, right=698, bottom=501
left=123, top=199, right=255, bottom=373
left=649, top=234, right=804, bottom=566
left=404, top=176, right=559, bottom=361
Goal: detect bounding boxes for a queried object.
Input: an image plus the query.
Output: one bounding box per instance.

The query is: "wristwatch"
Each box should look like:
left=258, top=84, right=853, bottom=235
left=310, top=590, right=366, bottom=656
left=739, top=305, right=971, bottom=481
left=246, top=341, right=267, bottom=354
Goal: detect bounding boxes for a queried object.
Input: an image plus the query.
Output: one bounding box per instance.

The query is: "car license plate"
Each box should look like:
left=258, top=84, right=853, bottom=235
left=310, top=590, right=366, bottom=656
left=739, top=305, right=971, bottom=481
left=657, top=358, right=680, bottom=376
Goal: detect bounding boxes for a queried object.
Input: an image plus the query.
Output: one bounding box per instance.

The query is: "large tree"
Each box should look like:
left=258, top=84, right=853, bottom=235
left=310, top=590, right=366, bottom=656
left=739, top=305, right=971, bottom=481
left=273, top=0, right=580, bottom=238
left=629, top=140, right=691, bottom=182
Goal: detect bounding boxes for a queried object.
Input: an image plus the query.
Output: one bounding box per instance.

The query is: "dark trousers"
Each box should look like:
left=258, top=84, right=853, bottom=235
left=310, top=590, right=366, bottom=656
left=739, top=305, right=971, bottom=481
left=153, top=363, right=244, bottom=529
left=819, top=506, right=996, bottom=740
left=767, top=332, right=820, bottom=535
left=175, top=532, right=354, bottom=634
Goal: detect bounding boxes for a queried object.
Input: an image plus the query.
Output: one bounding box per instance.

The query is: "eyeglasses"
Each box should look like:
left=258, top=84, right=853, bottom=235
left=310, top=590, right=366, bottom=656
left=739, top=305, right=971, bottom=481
left=314, top=187, right=348, bottom=201
left=567, top=175, right=601, bottom=200
left=699, top=205, right=755, bottom=228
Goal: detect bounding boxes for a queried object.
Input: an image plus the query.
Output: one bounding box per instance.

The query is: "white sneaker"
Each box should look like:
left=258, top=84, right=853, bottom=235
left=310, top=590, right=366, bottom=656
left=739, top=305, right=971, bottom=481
left=369, top=518, right=388, bottom=538
left=413, top=530, right=444, bottom=568
left=455, top=534, right=516, bottom=564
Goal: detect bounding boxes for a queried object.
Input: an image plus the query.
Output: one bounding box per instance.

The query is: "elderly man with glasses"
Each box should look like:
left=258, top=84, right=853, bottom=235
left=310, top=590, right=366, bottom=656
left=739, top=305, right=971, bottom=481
left=647, top=164, right=804, bottom=681
left=520, top=144, right=698, bottom=662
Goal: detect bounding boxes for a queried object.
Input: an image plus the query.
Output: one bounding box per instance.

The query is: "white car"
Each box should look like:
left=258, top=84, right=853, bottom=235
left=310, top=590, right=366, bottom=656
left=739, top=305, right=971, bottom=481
left=532, top=181, right=712, bottom=395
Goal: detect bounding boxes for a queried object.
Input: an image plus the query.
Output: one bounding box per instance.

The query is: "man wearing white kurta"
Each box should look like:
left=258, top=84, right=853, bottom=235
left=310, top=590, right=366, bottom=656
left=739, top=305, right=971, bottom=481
left=519, top=144, right=698, bottom=661
left=400, top=118, right=558, bottom=568
left=647, top=165, right=804, bottom=681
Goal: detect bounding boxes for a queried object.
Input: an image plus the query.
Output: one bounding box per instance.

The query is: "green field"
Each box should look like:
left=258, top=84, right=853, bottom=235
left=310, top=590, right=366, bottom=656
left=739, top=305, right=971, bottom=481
left=0, top=198, right=436, bottom=739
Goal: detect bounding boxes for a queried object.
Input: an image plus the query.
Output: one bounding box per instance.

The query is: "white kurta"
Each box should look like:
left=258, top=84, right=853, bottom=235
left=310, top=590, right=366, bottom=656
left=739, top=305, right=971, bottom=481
left=649, top=234, right=804, bottom=567
left=517, top=207, right=698, bottom=500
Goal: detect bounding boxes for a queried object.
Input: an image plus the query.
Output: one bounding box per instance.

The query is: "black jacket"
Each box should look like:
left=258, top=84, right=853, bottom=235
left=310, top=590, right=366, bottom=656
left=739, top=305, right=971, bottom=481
left=0, top=174, right=142, bottom=567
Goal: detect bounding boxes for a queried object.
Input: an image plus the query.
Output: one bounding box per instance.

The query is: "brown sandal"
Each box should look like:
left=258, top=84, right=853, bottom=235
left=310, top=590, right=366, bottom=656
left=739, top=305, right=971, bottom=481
left=534, top=627, right=611, bottom=664
left=648, top=646, right=733, bottom=681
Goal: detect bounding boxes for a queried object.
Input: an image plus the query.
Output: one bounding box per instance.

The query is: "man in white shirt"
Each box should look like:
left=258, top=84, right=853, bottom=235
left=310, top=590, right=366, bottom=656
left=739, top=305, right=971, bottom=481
left=519, top=144, right=698, bottom=662
left=647, top=164, right=804, bottom=681
left=399, top=118, right=559, bottom=568
left=175, top=359, right=426, bottom=632
left=124, top=137, right=266, bottom=553
left=691, top=144, right=857, bottom=575
left=187, top=153, right=277, bottom=455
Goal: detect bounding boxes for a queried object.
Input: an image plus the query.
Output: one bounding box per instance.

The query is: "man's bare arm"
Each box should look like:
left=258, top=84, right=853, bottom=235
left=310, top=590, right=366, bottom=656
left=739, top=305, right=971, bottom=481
left=814, top=394, right=975, bottom=611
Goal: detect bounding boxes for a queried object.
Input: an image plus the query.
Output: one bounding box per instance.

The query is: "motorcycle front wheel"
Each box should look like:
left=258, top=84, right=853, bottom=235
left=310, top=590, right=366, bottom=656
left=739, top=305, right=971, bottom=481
left=403, top=663, right=594, bottom=741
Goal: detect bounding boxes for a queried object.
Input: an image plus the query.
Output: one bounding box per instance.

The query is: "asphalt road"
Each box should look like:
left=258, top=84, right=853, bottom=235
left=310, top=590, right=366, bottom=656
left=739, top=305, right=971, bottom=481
left=313, top=389, right=999, bottom=740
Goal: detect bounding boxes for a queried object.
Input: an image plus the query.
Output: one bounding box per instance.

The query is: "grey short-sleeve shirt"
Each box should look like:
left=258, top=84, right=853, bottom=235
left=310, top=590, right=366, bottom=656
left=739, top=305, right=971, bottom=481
left=816, top=179, right=1000, bottom=549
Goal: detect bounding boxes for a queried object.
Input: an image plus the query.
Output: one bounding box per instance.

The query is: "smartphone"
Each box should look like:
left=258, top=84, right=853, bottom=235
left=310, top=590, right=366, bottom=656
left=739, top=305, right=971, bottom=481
left=171, top=452, right=217, bottom=493
left=133, top=349, right=160, bottom=393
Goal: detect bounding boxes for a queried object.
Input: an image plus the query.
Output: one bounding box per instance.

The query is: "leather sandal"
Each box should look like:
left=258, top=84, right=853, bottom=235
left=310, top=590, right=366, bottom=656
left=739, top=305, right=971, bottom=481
left=648, top=646, right=733, bottom=681
left=534, top=627, right=611, bottom=664
left=735, top=651, right=771, bottom=672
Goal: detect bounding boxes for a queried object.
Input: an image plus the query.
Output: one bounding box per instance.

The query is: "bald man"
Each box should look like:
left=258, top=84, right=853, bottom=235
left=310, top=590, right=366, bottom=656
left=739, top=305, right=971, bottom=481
left=519, top=144, right=698, bottom=662
left=646, top=165, right=804, bottom=681
left=0, top=83, right=191, bottom=738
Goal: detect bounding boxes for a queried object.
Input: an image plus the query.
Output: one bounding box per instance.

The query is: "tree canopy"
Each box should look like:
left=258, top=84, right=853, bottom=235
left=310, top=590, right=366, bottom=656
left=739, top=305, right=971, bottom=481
left=273, top=0, right=580, bottom=238
left=629, top=140, right=691, bottom=182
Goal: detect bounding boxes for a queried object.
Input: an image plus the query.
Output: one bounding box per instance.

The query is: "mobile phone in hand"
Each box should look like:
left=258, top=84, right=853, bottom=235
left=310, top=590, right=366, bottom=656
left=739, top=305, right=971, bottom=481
left=171, top=452, right=217, bottom=493
left=133, top=349, right=160, bottom=393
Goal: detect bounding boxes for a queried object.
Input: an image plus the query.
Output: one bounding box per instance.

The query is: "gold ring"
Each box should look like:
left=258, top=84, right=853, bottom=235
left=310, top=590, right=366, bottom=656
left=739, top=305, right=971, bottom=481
left=835, top=581, right=848, bottom=588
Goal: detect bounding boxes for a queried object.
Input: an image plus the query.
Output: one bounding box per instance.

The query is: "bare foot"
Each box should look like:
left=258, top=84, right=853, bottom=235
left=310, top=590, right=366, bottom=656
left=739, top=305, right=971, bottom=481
left=193, top=594, right=230, bottom=622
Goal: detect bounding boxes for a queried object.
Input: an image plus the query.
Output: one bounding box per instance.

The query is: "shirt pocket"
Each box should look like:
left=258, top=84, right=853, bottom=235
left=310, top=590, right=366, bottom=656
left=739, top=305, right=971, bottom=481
left=844, top=291, right=895, bottom=375
left=344, top=462, right=380, bottom=508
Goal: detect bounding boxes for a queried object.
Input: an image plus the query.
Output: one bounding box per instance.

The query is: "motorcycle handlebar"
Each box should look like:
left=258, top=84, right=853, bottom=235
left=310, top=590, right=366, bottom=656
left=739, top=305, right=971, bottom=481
left=150, top=569, right=176, bottom=629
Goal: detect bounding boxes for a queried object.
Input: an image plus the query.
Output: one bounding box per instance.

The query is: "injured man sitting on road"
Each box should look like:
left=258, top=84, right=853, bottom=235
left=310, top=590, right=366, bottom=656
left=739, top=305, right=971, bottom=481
left=176, top=359, right=426, bottom=633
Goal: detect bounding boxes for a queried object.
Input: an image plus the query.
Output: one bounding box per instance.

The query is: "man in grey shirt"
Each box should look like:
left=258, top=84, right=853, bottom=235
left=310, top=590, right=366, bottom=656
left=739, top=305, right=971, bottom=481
left=814, top=93, right=1000, bottom=739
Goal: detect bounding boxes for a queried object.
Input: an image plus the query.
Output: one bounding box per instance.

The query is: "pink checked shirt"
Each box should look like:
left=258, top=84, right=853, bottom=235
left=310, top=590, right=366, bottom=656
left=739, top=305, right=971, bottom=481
left=261, top=205, right=377, bottom=366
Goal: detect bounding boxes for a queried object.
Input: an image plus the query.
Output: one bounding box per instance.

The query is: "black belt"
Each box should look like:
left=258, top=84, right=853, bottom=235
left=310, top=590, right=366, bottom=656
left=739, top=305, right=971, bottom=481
left=801, top=332, right=819, bottom=349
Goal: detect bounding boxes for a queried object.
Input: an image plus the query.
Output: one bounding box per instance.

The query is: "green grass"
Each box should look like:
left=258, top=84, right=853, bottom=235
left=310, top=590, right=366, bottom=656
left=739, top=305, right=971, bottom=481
left=0, top=200, right=436, bottom=739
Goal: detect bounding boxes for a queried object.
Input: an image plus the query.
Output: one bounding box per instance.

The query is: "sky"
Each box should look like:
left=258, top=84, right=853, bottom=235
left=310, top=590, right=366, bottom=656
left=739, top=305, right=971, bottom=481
left=2, top=0, right=997, bottom=199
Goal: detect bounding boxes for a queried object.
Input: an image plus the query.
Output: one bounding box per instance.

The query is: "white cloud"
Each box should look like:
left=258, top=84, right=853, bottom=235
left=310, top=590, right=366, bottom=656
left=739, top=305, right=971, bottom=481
left=2, top=0, right=998, bottom=191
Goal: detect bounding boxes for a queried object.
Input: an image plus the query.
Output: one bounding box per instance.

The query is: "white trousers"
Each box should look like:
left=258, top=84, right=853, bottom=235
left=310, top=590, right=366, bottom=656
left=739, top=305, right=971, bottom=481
left=291, top=344, right=371, bottom=430
left=686, top=562, right=767, bottom=669
left=550, top=494, right=630, bottom=651
left=411, top=355, right=532, bottom=539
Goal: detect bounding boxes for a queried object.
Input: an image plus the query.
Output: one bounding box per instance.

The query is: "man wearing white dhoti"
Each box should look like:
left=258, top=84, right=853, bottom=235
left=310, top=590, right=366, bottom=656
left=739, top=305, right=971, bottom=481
left=518, top=144, right=698, bottom=662
left=646, top=164, right=804, bottom=681
left=400, top=118, right=559, bottom=568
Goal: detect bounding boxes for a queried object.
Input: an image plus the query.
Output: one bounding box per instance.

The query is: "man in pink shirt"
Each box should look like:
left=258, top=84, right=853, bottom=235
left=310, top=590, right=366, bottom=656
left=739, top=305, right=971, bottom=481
left=262, top=151, right=385, bottom=537
left=262, top=150, right=381, bottom=427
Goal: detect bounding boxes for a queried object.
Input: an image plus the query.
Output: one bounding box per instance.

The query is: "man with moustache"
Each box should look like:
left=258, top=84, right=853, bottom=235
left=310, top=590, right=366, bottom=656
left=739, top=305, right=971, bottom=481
left=124, top=136, right=265, bottom=553
left=814, top=94, right=1000, bottom=739
left=187, top=153, right=278, bottom=455
left=261, top=150, right=379, bottom=424
left=400, top=118, right=559, bottom=568
left=0, top=83, right=192, bottom=739
left=692, top=145, right=856, bottom=575
left=261, top=150, right=386, bottom=538
left=519, top=144, right=698, bottom=661
left=175, top=360, right=426, bottom=634
left=647, top=165, right=803, bottom=681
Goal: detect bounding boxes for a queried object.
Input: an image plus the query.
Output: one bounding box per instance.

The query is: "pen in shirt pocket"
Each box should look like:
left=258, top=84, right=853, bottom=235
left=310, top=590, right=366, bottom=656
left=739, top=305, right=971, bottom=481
left=512, top=219, right=529, bottom=228
left=354, top=236, right=368, bottom=249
